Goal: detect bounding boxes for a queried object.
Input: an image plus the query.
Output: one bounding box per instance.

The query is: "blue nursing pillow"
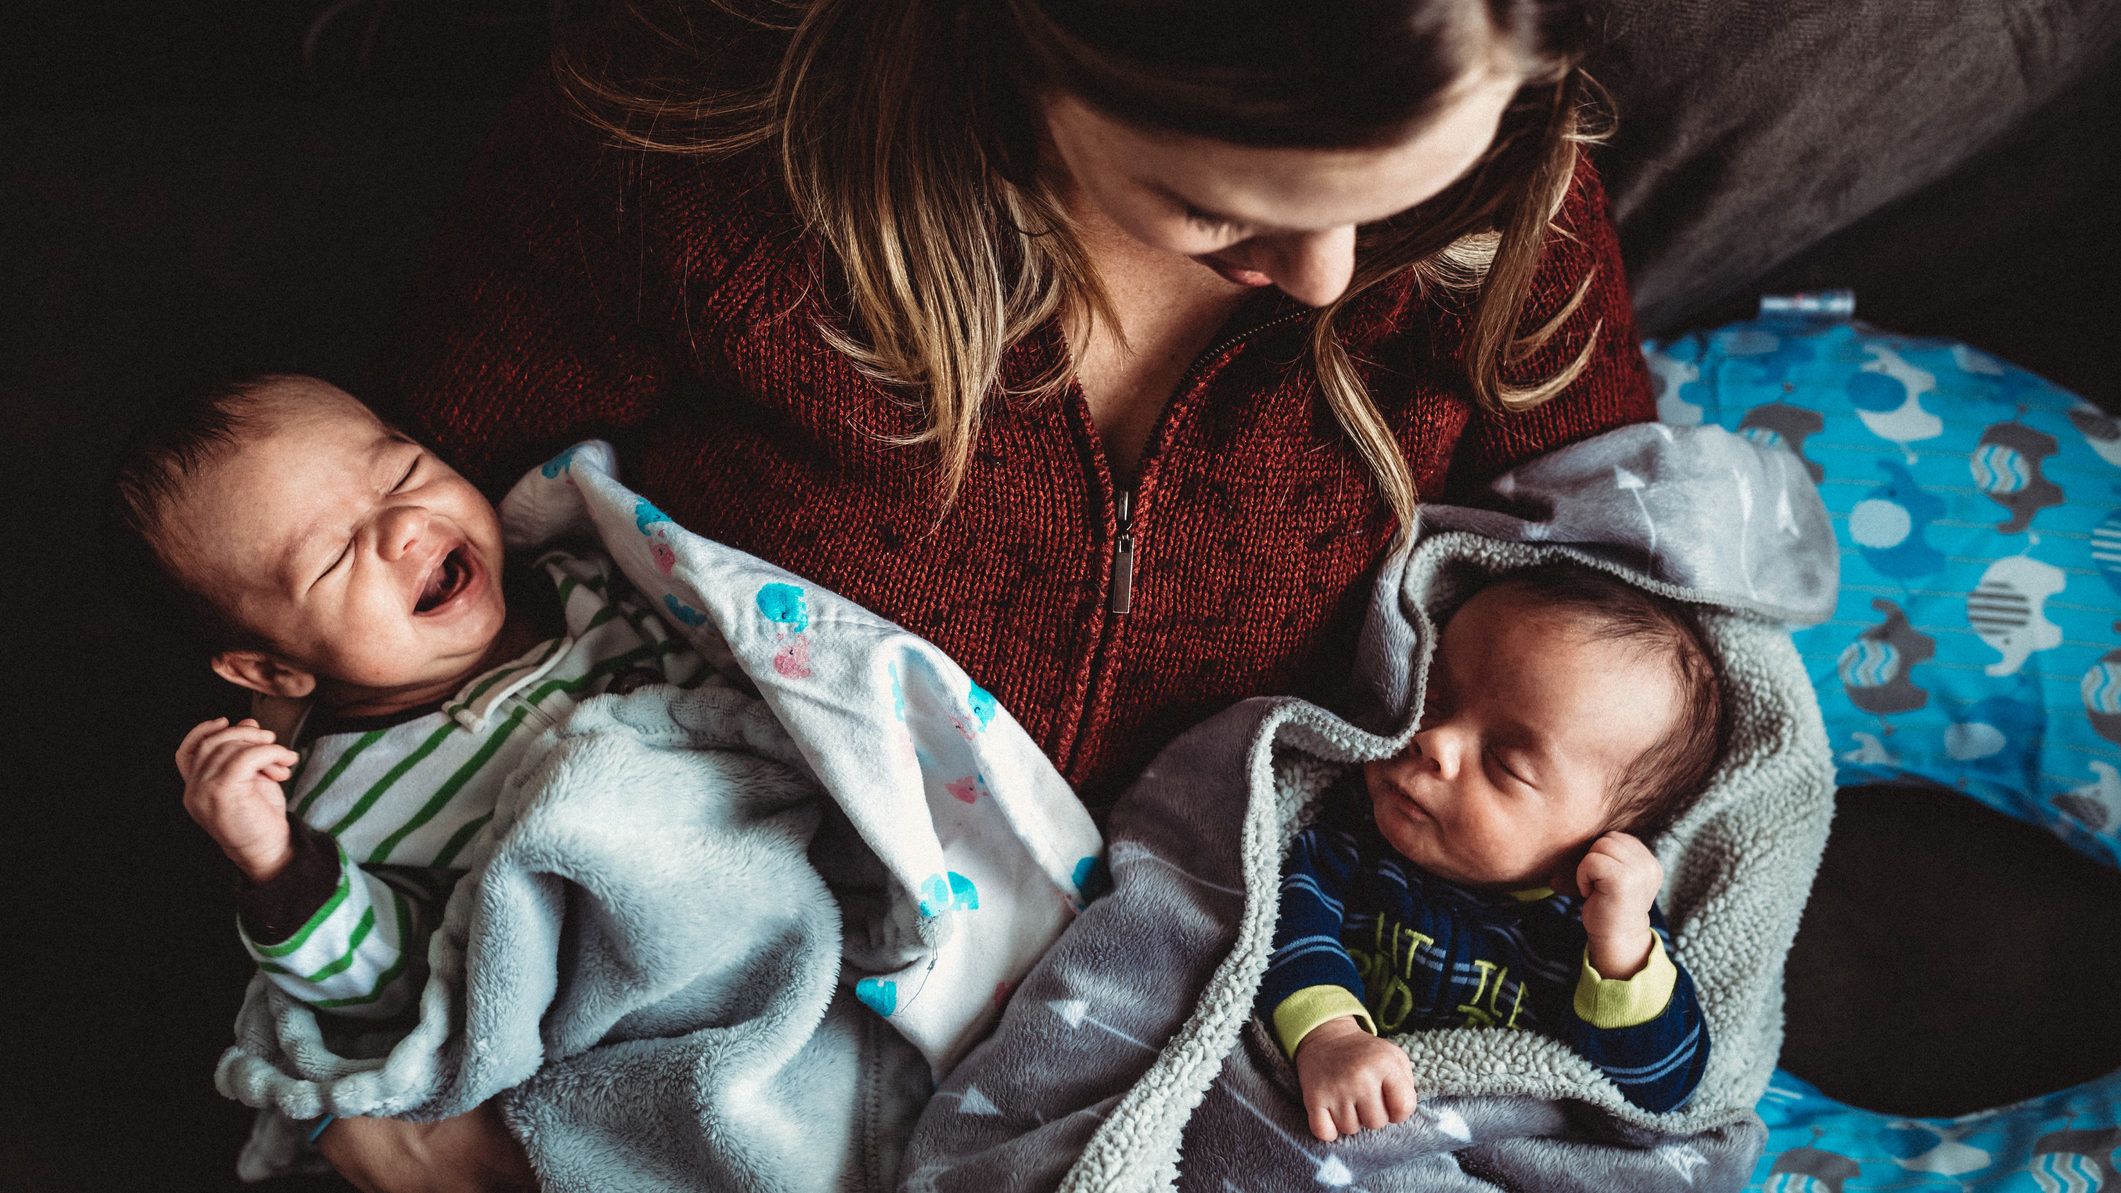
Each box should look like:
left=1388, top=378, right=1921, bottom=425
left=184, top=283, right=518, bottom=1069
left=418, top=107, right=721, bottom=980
left=1648, top=314, right=2121, bottom=863
left=1644, top=309, right=2121, bottom=1191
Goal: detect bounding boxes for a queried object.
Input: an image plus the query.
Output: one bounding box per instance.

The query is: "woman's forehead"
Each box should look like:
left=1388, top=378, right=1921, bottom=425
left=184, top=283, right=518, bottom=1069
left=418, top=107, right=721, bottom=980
left=1049, top=71, right=1521, bottom=233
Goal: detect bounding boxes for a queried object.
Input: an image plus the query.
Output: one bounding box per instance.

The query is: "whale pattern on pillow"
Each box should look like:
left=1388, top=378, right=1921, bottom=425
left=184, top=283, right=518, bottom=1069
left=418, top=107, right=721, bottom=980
left=1648, top=318, right=2121, bottom=868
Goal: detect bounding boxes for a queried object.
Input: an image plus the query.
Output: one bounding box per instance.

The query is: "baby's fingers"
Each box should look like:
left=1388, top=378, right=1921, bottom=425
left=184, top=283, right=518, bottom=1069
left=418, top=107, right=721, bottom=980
left=1381, top=1070, right=1419, bottom=1123
left=1308, top=1099, right=1342, bottom=1143
left=204, top=724, right=280, bottom=752
left=1576, top=848, right=1625, bottom=892
left=210, top=743, right=300, bottom=787
left=175, top=717, right=232, bottom=772
left=1595, top=830, right=1653, bottom=863
left=1354, top=1086, right=1392, bottom=1131
left=194, top=726, right=282, bottom=769
left=1588, top=833, right=1662, bottom=889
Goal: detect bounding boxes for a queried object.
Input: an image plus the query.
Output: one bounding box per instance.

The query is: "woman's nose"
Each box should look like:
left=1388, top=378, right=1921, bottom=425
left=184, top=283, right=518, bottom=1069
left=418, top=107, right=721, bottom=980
left=376, top=505, right=431, bottom=561
left=1257, top=224, right=1356, bottom=307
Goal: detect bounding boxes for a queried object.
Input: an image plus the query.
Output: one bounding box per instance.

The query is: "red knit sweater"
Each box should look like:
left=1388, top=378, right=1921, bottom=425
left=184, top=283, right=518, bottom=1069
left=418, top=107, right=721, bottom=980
left=393, top=87, right=1655, bottom=812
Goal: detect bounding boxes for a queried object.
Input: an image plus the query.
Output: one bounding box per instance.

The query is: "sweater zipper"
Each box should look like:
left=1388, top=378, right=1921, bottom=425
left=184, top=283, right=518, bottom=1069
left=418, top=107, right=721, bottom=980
left=1109, top=489, right=1136, bottom=615
left=1070, top=305, right=1310, bottom=779
left=1097, top=308, right=1306, bottom=619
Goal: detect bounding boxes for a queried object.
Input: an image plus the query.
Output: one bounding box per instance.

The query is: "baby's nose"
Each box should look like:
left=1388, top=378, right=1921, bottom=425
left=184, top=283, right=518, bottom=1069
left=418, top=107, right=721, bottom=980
left=1410, top=726, right=1463, bottom=779
left=378, top=506, right=431, bottom=560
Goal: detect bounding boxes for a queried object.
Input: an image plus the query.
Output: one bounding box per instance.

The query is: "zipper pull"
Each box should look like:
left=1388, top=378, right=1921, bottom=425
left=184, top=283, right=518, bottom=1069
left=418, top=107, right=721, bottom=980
left=1111, top=488, right=1136, bottom=616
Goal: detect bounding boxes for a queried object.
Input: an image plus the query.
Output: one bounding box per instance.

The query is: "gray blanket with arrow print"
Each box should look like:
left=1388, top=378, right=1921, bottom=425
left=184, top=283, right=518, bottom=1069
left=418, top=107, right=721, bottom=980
left=898, top=423, right=1840, bottom=1192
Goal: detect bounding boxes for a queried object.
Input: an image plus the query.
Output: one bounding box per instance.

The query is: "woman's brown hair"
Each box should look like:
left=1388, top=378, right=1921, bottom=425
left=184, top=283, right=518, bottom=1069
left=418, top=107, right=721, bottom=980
left=558, top=0, right=1610, bottom=536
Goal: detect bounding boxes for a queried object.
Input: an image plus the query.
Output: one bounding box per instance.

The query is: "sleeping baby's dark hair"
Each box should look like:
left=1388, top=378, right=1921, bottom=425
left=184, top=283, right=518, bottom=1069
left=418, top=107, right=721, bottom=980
left=1487, top=562, right=1726, bottom=839
left=103, top=371, right=293, bottom=658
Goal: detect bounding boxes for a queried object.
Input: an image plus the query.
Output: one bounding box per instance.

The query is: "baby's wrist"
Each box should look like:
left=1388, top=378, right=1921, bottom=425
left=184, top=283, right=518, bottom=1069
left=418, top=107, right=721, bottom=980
left=1586, top=926, right=1655, bottom=979
left=1296, top=1015, right=1368, bottom=1054
left=229, top=832, right=296, bottom=885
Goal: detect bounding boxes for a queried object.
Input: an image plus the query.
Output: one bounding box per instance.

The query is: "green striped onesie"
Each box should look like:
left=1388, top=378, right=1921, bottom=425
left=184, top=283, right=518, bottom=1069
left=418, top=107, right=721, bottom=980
left=239, top=547, right=710, bottom=1019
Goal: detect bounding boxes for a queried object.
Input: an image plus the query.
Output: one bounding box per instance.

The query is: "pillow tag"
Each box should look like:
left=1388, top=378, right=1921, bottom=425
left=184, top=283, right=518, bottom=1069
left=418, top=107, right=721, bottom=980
left=1757, top=289, right=1856, bottom=325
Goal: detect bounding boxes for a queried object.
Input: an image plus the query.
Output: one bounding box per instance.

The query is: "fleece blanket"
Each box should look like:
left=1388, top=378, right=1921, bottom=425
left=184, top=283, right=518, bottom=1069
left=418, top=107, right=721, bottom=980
left=899, top=423, right=1841, bottom=1193
left=216, top=440, right=1103, bottom=1190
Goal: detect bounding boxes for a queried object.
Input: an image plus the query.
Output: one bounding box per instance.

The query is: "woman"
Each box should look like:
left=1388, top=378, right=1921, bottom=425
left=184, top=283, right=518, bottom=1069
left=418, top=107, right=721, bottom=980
left=328, top=0, right=1653, bottom=1185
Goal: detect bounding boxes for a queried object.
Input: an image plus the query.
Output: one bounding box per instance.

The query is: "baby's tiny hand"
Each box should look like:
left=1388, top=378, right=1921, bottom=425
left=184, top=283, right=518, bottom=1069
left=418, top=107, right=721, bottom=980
left=177, top=717, right=301, bottom=884
left=1293, top=1017, right=1418, bottom=1142
left=1574, top=831, right=1663, bottom=978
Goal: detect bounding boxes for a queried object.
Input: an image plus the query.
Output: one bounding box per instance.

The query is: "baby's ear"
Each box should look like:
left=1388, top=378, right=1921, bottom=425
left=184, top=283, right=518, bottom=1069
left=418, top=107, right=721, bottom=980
left=210, top=650, right=318, bottom=699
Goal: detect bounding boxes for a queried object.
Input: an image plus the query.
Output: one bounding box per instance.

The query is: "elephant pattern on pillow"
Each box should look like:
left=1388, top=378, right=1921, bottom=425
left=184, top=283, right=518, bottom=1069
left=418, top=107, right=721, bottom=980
left=1647, top=317, right=2121, bottom=869
left=1646, top=311, right=2121, bottom=1191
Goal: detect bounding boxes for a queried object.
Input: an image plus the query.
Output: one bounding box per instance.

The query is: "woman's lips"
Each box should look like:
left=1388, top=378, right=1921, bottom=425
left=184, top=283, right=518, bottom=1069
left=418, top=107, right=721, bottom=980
left=1198, top=253, right=1273, bottom=288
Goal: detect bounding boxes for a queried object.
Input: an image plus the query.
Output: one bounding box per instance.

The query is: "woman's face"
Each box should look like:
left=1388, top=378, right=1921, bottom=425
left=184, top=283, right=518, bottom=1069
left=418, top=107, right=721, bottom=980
left=1041, top=68, right=1523, bottom=308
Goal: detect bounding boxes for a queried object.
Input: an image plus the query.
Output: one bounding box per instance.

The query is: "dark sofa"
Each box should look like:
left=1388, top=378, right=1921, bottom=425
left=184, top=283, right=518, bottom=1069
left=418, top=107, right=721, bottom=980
left=5, top=2, right=2117, bottom=1188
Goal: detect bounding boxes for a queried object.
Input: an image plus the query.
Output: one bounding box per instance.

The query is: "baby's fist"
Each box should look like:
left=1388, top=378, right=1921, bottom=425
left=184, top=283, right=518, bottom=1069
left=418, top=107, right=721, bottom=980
left=1575, top=831, right=1663, bottom=977
left=1293, top=1017, right=1418, bottom=1142
left=176, top=717, right=300, bottom=883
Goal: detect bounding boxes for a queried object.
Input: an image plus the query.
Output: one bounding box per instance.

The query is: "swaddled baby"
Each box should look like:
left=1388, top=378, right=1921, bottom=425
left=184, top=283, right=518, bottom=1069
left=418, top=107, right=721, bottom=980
left=110, top=375, right=711, bottom=1022
left=1258, top=562, right=1722, bottom=1140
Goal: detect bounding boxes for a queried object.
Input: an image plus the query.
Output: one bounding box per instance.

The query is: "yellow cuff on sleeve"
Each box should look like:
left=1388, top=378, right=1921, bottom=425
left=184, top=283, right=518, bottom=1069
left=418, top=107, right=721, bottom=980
left=1272, top=985, right=1376, bottom=1057
left=1574, top=936, right=1678, bottom=1029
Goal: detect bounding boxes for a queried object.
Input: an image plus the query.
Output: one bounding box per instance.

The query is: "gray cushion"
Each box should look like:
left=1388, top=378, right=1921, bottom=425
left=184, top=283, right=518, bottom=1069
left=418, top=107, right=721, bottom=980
left=1593, top=0, right=2121, bottom=332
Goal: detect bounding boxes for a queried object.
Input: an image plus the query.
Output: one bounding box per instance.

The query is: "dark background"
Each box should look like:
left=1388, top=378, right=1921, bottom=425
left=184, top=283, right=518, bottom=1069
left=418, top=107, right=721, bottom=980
left=5, top=2, right=2119, bottom=1190
left=5, top=6, right=550, bottom=1191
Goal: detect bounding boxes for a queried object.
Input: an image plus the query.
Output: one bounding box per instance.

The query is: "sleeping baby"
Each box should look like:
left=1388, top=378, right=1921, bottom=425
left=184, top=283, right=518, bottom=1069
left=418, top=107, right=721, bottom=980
left=1257, top=562, right=1720, bottom=1140
left=110, top=374, right=711, bottom=1020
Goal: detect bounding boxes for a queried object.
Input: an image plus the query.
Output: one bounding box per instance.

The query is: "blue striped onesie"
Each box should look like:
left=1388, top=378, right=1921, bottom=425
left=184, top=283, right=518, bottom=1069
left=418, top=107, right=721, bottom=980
left=1257, top=788, right=1709, bottom=1113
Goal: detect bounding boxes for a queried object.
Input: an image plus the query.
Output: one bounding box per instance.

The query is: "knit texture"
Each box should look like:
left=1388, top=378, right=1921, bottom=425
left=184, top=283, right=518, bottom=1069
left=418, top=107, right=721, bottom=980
left=392, top=79, right=1654, bottom=809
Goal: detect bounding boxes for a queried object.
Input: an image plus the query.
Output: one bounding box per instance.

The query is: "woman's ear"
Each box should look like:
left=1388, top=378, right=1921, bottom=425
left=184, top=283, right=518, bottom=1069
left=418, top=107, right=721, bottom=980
left=210, top=650, right=318, bottom=699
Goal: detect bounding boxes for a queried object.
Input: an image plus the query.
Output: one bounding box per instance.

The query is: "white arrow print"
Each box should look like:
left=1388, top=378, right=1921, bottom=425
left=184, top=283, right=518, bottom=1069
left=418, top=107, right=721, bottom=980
left=1208, top=1082, right=1479, bottom=1188
left=1212, top=1080, right=1361, bottom=1188
left=1615, top=466, right=1657, bottom=563
left=1656, top=1143, right=1709, bottom=1184
left=1051, top=1001, right=1371, bottom=1188
left=1732, top=466, right=1759, bottom=598
left=1047, top=999, right=1156, bottom=1051
left=1421, top=1105, right=1473, bottom=1142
